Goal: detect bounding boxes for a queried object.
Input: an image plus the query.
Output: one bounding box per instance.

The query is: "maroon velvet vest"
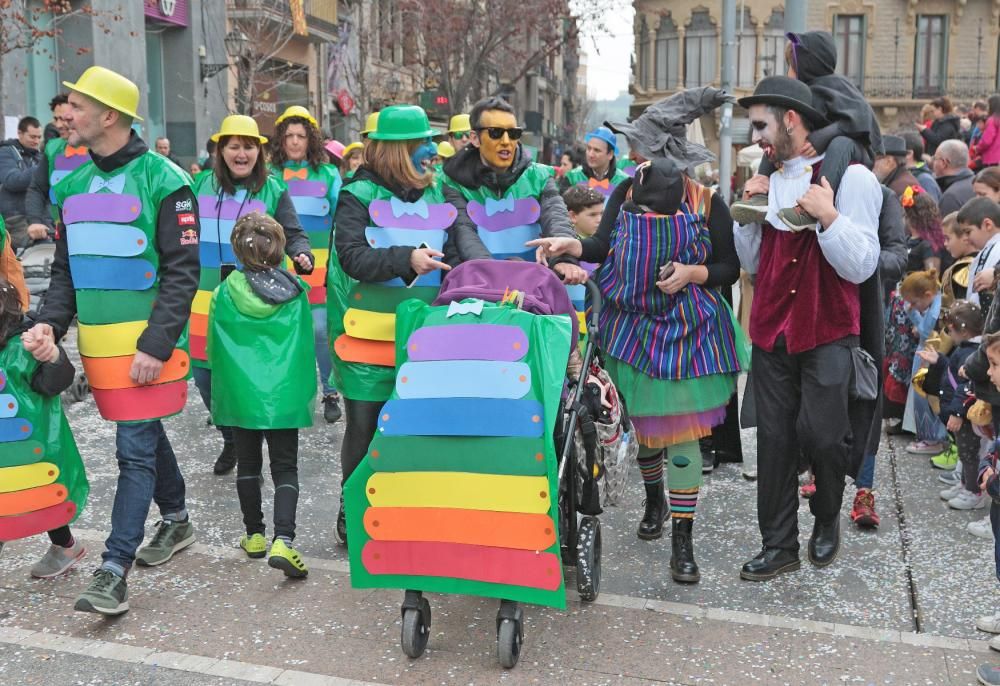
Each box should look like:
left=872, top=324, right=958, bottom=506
left=749, top=163, right=861, bottom=354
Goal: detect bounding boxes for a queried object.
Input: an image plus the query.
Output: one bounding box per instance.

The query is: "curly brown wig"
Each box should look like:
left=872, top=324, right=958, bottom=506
left=904, top=191, right=946, bottom=252
left=269, top=116, right=329, bottom=171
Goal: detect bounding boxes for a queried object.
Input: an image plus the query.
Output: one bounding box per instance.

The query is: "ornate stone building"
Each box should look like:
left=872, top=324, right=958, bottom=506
left=632, top=0, right=1000, bottom=132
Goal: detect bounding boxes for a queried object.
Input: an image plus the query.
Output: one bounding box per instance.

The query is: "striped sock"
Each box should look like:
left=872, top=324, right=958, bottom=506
left=636, top=450, right=664, bottom=485
left=669, top=487, right=699, bottom=520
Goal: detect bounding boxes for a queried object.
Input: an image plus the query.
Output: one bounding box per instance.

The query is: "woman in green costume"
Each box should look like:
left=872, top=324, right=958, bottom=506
left=328, top=104, right=488, bottom=544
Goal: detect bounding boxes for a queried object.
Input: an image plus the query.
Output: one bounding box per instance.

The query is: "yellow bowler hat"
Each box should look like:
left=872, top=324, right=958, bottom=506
left=63, top=66, right=143, bottom=121
left=275, top=105, right=318, bottom=128
left=342, top=142, right=364, bottom=157
left=361, top=112, right=379, bottom=136
left=437, top=141, right=456, bottom=158
left=448, top=113, right=471, bottom=134
left=210, top=115, right=268, bottom=144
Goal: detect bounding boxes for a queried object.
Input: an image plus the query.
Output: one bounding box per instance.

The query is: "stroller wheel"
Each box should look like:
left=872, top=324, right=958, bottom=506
left=576, top=516, right=602, bottom=602
left=496, top=600, right=523, bottom=669
left=400, top=596, right=431, bottom=659
left=64, top=373, right=90, bottom=404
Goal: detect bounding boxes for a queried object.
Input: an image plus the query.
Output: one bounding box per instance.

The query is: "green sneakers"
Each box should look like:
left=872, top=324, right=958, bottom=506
left=240, top=533, right=267, bottom=559
left=730, top=193, right=768, bottom=225
left=930, top=443, right=959, bottom=470
left=136, top=519, right=195, bottom=567
left=74, top=569, right=129, bottom=615
left=268, top=538, right=308, bottom=578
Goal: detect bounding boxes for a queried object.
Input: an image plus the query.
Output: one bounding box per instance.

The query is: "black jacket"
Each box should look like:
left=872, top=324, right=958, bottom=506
left=937, top=167, right=976, bottom=216
left=924, top=339, right=979, bottom=422
left=790, top=31, right=882, bottom=156
left=334, top=167, right=488, bottom=284
left=921, top=114, right=962, bottom=156
left=0, top=138, right=42, bottom=219
left=39, top=133, right=200, bottom=361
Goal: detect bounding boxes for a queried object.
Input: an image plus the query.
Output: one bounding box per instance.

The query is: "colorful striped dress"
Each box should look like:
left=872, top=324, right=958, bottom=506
left=597, top=180, right=749, bottom=448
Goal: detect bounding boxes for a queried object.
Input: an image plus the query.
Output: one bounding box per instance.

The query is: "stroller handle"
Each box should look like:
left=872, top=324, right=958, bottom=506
left=584, top=278, right=602, bottom=322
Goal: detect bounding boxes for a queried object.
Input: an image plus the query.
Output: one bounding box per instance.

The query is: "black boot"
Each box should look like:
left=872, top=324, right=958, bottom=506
left=213, top=442, right=236, bottom=475
left=670, top=518, right=700, bottom=583
left=637, top=482, right=667, bottom=540
left=335, top=495, right=348, bottom=546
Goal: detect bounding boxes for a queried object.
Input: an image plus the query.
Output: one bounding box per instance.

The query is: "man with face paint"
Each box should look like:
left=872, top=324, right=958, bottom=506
left=442, top=96, right=586, bottom=283
left=732, top=76, right=882, bottom=581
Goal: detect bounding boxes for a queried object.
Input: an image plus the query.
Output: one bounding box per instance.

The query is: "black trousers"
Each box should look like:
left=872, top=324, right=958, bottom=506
left=340, top=398, right=383, bottom=486
left=752, top=340, right=854, bottom=552
left=955, top=422, right=983, bottom=494
left=234, top=428, right=299, bottom=541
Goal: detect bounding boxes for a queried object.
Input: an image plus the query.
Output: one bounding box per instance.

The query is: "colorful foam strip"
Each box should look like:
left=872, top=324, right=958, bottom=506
left=0, top=441, right=44, bottom=468
left=68, top=256, right=156, bottom=291
left=196, top=196, right=267, bottom=221
left=62, top=194, right=142, bottom=225
left=0, top=394, right=18, bottom=418
left=367, top=436, right=547, bottom=476
left=365, top=471, right=550, bottom=513
left=361, top=540, right=562, bottom=591
left=475, top=225, right=540, bottom=260
left=0, top=501, right=76, bottom=542
left=395, top=360, right=531, bottom=399
left=91, top=381, right=188, bottom=422
left=291, top=195, right=331, bottom=217
left=67, top=223, right=149, bottom=257
left=286, top=179, right=328, bottom=198
left=0, top=483, right=69, bottom=517
left=0, top=462, right=59, bottom=493
left=364, top=507, right=556, bottom=550
left=333, top=335, right=395, bottom=367
left=406, top=324, right=528, bottom=362
left=82, top=350, right=190, bottom=390
left=377, top=398, right=545, bottom=437
left=0, top=418, right=33, bottom=443
left=78, top=321, right=146, bottom=358
left=343, top=308, right=395, bottom=342
left=466, top=198, right=541, bottom=231
left=368, top=199, right=458, bottom=230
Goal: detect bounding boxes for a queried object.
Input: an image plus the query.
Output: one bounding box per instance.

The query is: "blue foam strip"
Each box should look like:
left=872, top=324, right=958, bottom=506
left=68, top=256, right=155, bottom=291
left=291, top=196, right=331, bottom=217
left=0, top=395, right=19, bottom=419
left=378, top=398, right=545, bottom=437
left=199, top=217, right=236, bottom=245
left=476, top=224, right=541, bottom=259
left=67, top=223, right=148, bottom=257
left=200, top=242, right=237, bottom=269
left=364, top=226, right=446, bottom=251
left=0, top=418, right=32, bottom=442
left=300, top=214, right=333, bottom=232
left=396, top=361, right=532, bottom=399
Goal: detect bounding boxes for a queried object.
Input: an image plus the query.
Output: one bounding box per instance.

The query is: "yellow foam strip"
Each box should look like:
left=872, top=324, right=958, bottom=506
left=0, top=462, right=59, bottom=494
left=343, top=308, right=395, bottom=342
left=78, top=321, right=145, bottom=358
left=365, top=472, right=551, bottom=513
left=192, top=290, right=213, bottom=316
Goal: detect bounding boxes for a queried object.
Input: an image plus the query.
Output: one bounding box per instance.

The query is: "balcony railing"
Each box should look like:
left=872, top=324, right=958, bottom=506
left=863, top=74, right=996, bottom=101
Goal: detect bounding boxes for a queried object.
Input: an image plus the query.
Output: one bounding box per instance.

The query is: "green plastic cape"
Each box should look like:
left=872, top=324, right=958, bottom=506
left=345, top=299, right=572, bottom=609
left=207, top=273, right=316, bottom=429
left=0, top=338, right=88, bottom=542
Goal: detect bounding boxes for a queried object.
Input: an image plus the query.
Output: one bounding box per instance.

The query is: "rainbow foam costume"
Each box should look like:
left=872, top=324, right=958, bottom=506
left=564, top=166, right=630, bottom=201
left=444, top=165, right=552, bottom=261
left=0, top=338, right=87, bottom=542
left=327, top=179, right=457, bottom=401
left=270, top=161, right=341, bottom=308
left=45, top=138, right=89, bottom=207
left=54, top=154, right=192, bottom=422
left=189, top=173, right=285, bottom=367
left=344, top=299, right=572, bottom=608
left=597, top=180, right=749, bottom=447
left=617, top=157, right=637, bottom=178
left=207, top=272, right=316, bottom=429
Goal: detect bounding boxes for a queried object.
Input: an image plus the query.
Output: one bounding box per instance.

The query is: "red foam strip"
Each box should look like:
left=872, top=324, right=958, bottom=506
left=361, top=540, right=562, bottom=591
left=0, top=501, right=76, bottom=542
left=92, top=381, right=188, bottom=422
left=189, top=334, right=207, bottom=361
left=307, top=286, right=327, bottom=305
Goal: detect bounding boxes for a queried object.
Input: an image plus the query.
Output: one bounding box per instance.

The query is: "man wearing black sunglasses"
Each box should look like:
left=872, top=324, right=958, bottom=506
left=442, top=96, right=586, bottom=283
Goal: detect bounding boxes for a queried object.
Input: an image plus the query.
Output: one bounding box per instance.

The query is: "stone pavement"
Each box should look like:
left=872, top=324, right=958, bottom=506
left=0, top=350, right=998, bottom=683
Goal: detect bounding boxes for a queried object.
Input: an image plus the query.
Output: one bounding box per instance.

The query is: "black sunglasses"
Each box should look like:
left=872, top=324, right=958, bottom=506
left=477, top=126, right=523, bottom=141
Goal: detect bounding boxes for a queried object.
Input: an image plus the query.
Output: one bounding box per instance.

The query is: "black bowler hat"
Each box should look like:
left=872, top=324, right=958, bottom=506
left=881, top=135, right=907, bottom=157
left=737, top=76, right=828, bottom=127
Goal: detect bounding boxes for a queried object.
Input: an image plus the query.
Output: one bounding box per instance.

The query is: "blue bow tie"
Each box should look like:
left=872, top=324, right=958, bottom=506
left=88, top=174, right=127, bottom=194
left=485, top=197, right=515, bottom=216
left=390, top=197, right=429, bottom=219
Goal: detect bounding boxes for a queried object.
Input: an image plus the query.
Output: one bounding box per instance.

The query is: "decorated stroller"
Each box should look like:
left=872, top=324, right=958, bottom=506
left=343, top=259, right=633, bottom=668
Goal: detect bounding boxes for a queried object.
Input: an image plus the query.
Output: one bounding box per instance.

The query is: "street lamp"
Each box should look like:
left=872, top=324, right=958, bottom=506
left=387, top=77, right=401, bottom=104
left=224, top=29, right=249, bottom=59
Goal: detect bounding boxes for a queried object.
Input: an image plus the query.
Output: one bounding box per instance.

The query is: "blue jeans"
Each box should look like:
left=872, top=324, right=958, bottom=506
left=991, top=503, right=1000, bottom=582
left=192, top=366, right=234, bottom=444
left=102, top=421, right=186, bottom=569
left=856, top=452, right=875, bottom=490
left=313, top=308, right=336, bottom=396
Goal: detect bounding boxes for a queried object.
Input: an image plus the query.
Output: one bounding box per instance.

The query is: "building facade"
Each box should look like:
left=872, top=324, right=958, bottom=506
left=631, top=0, right=1000, bottom=134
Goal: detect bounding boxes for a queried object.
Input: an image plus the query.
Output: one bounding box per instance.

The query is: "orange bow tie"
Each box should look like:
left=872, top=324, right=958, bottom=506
left=588, top=178, right=610, bottom=190
left=65, top=146, right=88, bottom=158
left=284, top=167, right=308, bottom=181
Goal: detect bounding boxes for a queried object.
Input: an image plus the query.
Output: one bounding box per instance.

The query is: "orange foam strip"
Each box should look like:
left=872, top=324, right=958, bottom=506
left=364, top=507, right=556, bottom=550
left=83, top=350, right=190, bottom=390
left=333, top=334, right=394, bottom=367
left=303, top=268, right=327, bottom=288
left=0, top=483, right=68, bottom=516
left=189, top=312, right=208, bottom=337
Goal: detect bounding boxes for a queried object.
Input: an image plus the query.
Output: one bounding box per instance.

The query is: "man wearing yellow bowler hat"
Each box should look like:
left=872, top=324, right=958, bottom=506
left=447, top=113, right=471, bottom=152
left=27, top=66, right=200, bottom=616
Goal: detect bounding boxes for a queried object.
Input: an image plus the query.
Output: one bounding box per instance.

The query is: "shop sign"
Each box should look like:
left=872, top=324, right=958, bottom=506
left=144, top=0, right=188, bottom=27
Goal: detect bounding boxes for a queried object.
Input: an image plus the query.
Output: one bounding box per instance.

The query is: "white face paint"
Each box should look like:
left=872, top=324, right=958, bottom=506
left=748, top=104, right=794, bottom=164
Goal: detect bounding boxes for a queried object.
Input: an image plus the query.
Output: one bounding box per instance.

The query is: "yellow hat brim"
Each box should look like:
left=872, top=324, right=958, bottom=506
left=210, top=131, right=268, bottom=144
left=62, top=80, right=143, bottom=122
